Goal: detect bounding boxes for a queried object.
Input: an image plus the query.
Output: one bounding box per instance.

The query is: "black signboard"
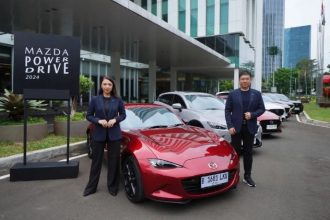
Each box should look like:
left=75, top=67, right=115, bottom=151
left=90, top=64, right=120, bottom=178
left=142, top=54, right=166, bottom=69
left=13, top=32, right=80, bottom=96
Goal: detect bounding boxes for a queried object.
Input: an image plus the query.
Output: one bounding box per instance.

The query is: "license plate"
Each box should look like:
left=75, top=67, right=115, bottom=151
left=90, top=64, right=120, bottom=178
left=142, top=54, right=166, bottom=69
left=201, top=172, right=228, bottom=189
left=295, top=107, right=300, bottom=110
left=266, top=124, right=277, bottom=130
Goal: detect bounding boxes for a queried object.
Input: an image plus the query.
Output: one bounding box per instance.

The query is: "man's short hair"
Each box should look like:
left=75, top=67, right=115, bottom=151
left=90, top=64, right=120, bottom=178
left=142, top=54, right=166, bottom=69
left=239, top=70, right=252, bottom=78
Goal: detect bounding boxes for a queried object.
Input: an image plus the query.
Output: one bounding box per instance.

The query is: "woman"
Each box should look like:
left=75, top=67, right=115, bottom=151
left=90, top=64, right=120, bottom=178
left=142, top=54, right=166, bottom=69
left=83, top=76, right=126, bottom=197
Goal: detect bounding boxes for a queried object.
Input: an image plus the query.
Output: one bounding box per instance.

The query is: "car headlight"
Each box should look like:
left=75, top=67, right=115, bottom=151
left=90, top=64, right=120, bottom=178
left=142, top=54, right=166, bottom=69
left=230, top=150, right=238, bottom=164
left=207, top=121, right=227, bottom=129
left=149, top=159, right=182, bottom=169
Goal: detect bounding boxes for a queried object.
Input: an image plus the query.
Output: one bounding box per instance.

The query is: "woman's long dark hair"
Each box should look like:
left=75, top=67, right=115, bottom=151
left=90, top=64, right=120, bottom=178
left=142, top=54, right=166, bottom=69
left=98, top=76, right=118, bottom=97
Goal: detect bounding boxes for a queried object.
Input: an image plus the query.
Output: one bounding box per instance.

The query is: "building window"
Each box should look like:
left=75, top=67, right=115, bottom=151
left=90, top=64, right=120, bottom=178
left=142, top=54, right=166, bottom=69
left=178, top=0, right=186, bottom=32
left=0, top=45, right=11, bottom=92
left=206, top=0, right=215, bottom=36
left=162, top=0, right=168, bottom=22
left=220, top=0, right=229, bottom=34
left=190, top=0, right=198, bottom=37
left=152, top=0, right=157, bottom=15
left=141, top=0, right=147, bottom=10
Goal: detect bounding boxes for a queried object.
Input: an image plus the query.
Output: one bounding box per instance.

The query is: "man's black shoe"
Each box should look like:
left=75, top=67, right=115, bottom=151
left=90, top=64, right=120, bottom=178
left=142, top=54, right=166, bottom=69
left=109, top=191, right=118, bottom=196
left=243, top=176, right=256, bottom=187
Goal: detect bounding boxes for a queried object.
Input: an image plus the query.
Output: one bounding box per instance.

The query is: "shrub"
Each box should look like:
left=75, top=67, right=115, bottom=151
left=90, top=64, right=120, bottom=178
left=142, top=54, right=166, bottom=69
left=0, top=89, right=47, bottom=121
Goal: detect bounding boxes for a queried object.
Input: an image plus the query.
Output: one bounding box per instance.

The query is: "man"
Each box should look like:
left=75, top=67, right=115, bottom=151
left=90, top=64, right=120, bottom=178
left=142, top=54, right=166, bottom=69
left=225, top=71, right=265, bottom=187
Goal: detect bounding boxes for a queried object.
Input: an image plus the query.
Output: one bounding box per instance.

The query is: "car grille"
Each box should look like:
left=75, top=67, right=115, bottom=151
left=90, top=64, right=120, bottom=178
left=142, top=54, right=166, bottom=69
left=294, top=103, right=302, bottom=108
left=182, top=170, right=236, bottom=194
left=260, top=120, right=281, bottom=131
left=269, top=109, right=284, bottom=116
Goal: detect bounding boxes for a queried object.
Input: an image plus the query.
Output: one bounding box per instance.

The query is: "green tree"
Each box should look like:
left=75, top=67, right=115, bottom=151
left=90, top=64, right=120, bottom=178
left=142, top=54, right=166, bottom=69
left=266, top=68, right=298, bottom=95
left=268, top=46, right=280, bottom=88
left=71, top=75, right=94, bottom=115
left=240, top=61, right=255, bottom=76
left=218, top=80, right=233, bottom=91
left=296, top=59, right=318, bottom=95
left=80, top=75, right=94, bottom=94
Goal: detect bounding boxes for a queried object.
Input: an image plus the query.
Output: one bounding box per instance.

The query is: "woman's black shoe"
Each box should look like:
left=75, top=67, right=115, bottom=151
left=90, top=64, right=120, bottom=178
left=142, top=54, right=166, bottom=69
left=83, top=190, right=96, bottom=197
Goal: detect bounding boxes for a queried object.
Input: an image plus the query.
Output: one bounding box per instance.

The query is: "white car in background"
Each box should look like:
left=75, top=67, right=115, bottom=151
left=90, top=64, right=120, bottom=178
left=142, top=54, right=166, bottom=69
left=262, top=95, right=287, bottom=121
left=155, top=91, right=262, bottom=148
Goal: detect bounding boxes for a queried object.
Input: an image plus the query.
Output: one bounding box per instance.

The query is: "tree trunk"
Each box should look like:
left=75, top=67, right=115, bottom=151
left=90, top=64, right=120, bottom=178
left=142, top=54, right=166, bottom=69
left=71, top=96, right=78, bottom=116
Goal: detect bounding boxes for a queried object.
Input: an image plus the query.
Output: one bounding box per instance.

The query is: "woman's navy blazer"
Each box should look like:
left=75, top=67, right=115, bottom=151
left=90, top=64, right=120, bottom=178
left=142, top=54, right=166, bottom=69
left=86, top=95, right=126, bottom=141
left=225, top=89, right=265, bottom=134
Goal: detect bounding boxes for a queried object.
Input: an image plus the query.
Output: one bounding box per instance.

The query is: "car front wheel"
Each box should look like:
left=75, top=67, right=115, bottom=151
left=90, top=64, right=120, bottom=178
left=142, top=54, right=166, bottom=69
left=122, top=156, right=144, bottom=203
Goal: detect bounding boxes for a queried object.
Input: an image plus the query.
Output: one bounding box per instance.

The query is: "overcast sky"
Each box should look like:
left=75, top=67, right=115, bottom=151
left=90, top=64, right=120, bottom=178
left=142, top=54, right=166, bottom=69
left=285, top=0, right=330, bottom=70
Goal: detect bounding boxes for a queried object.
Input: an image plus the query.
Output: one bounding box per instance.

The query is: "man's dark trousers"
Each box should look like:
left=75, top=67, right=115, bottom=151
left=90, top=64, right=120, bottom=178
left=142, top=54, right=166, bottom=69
left=231, top=123, right=254, bottom=178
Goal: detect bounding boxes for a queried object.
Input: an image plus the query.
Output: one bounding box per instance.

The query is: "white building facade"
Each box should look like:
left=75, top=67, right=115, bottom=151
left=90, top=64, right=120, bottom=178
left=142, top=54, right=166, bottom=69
left=0, top=0, right=263, bottom=104
left=132, top=0, right=263, bottom=91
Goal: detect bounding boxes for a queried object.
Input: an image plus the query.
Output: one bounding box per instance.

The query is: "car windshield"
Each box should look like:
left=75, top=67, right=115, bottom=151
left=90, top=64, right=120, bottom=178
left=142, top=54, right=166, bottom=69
left=184, top=95, right=225, bottom=110
left=277, top=94, right=290, bottom=101
left=120, top=107, right=184, bottom=130
left=265, top=93, right=280, bottom=101
left=262, top=95, right=274, bottom=102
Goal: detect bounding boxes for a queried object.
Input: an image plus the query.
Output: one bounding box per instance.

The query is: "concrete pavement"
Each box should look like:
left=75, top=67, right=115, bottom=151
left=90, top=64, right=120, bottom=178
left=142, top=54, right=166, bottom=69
left=0, top=118, right=329, bottom=220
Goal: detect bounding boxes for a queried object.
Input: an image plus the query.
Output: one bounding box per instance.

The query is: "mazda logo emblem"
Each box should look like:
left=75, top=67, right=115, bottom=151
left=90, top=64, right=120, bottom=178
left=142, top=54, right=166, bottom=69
left=208, top=162, right=218, bottom=169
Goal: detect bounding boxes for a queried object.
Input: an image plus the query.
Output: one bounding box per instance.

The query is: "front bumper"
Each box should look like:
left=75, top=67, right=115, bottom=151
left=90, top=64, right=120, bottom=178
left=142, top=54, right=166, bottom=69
left=259, top=119, right=282, bottom=134
left=139, top=156, right=239, bottom=203
left=292, top=103, right=304, bottom=114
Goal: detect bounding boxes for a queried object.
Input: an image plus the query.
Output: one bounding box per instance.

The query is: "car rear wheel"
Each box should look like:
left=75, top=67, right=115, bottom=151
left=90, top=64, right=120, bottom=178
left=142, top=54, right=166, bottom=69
left=122, top=156, right=144, bottom=203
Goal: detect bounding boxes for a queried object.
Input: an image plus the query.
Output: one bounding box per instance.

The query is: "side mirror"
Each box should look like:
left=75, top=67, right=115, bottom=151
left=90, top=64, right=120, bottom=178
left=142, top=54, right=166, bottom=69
left=172, top=103, right=182, bottom=112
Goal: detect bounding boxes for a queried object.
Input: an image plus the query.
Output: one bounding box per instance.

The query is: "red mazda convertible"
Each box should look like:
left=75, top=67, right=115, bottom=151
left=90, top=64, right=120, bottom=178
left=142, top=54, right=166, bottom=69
left=86, top=104, right=239, bottom=203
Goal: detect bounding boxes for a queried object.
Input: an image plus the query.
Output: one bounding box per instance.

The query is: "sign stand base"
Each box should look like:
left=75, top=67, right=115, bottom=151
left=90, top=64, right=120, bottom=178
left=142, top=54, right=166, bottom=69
left=9, top=89, right=80, bottom=182
left=10, top=161, right=79, bottom=181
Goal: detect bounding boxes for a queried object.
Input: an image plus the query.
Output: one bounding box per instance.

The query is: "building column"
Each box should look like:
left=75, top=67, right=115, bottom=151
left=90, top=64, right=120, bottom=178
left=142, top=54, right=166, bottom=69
left=111, top=52, right=121, bottom=96
left=186, top=0, right=191, bottom=35
left=198, top=0, right=206, bottom=37
left=170, top=67, right=177, bottom=91
left=215, top=0, right=220, bottom=35
left=157, top=0, right=162, bottom=18
left=253, top=0, right=263, bottom=91
left=234, top=68, right=239, bottom=89
left=59, top=9, right=73, bottom=35
left=148, top=60, right=157, bottom=102
left=168, top=1, right=178, bottom=28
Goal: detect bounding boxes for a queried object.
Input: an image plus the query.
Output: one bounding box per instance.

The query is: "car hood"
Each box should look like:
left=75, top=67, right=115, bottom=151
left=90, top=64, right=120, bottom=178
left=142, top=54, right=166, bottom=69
left=291, top=100, right=301, bottom=104
left=189, top=109, right=226, bottom=123
left=132, top=126, right=233, bottom=165
left=258, top=110, right=280, bottom=121
left=264, top=101, right=285, bottom=110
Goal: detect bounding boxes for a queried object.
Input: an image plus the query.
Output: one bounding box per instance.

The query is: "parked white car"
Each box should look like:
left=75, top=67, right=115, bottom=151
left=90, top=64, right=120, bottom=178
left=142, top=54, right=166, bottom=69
left=262, top=95, right=287, bottom=121
left=262, top=94, right=292, bottom=121
left=155, top=91, right=262, bottom=148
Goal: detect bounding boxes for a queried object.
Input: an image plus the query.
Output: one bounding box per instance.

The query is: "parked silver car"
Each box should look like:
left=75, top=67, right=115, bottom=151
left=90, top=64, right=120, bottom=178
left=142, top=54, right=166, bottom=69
left=155, top=91, right=262, bottom=148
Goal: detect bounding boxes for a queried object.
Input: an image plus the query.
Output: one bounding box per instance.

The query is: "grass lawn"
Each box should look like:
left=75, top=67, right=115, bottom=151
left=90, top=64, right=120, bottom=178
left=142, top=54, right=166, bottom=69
left=303, top=100, right=330, bottom=123
left=0, top=135, right=85, bottom=158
